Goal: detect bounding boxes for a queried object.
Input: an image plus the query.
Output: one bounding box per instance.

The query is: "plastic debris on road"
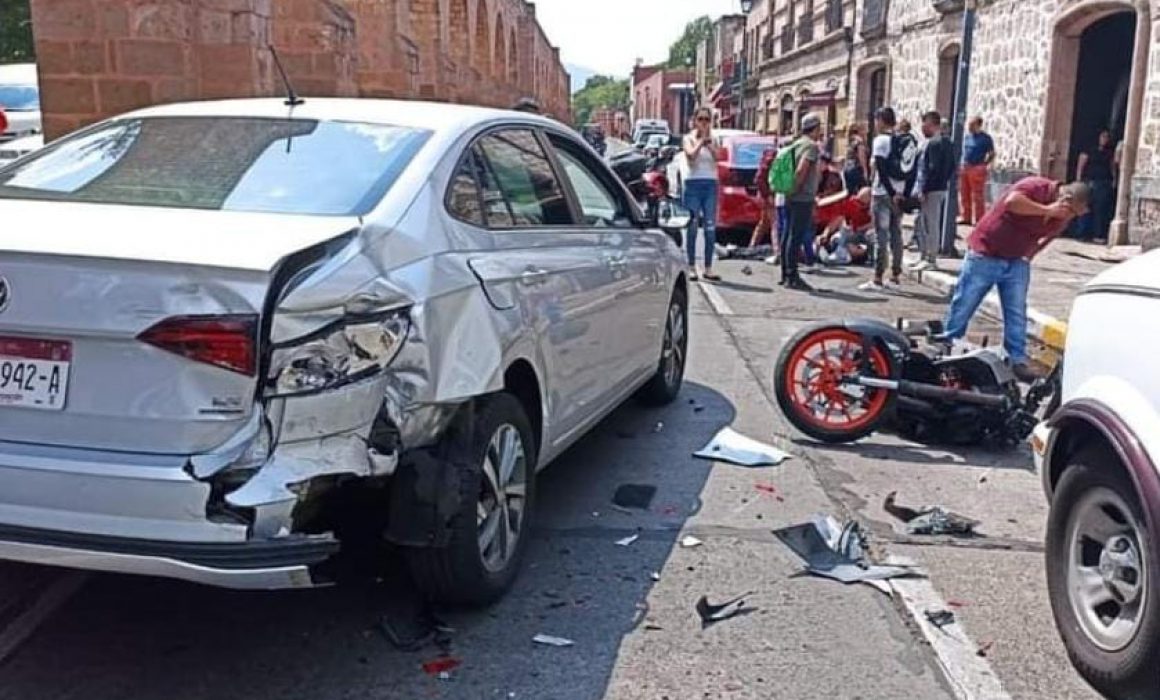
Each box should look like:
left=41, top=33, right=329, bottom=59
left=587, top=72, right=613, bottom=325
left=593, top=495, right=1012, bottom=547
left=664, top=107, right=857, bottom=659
left=532, top=634, right=575, bottom=647
left=884, top=492, right=979, bottom=536
left=924, top=609, right=956, bottom=629
left=613, top=484, right=657, bottom=510
left=694, top=428, right=790, bottom=467
left=773, top=515, right=924, bottom=586
left=615, top=533, right=640, bottom=547
left=421, top=657, right=461, bottom=676
left=650, top=571, right=661, bottom=581
left=680, top=535, right=704, bottom=548
left=695, top=592, right=754, bottom=627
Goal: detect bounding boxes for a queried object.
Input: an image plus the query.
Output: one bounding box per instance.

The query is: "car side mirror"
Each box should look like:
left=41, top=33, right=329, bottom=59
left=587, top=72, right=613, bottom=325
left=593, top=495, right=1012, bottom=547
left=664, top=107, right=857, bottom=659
left=654, top=198, right=691, bottom=245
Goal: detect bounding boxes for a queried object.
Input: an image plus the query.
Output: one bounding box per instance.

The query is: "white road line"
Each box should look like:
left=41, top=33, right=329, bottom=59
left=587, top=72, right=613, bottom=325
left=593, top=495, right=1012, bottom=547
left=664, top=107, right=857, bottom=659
left=697, top=281, right=734, bottom=317
left=0, top=572, right=88, bottom=664
left=889, top=576, right=1012, bottom=700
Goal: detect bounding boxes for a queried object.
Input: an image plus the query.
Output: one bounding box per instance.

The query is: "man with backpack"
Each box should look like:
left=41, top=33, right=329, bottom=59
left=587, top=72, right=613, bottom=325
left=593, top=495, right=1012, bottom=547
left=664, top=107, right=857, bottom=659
left=770, top=113, right=824, bottom=291
left=860, top=106, right=918, bottom=291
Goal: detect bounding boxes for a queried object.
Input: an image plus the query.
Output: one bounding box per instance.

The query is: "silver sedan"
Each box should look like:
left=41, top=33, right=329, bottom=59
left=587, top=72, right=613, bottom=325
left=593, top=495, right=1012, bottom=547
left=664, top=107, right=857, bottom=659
left=0, top=98, right=689, bottom=605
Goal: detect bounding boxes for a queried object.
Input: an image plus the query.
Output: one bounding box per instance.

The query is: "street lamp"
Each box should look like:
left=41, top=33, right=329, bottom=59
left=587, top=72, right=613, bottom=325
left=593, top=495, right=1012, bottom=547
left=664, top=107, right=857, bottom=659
left=740, top=0, right=754, bottom=13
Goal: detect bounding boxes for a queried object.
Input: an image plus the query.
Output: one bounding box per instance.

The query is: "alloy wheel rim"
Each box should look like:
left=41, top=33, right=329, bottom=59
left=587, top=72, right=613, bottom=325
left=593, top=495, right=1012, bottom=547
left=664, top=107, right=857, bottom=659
left=477, top=424, right=528, bottom=573
left=662, top=301, right=686, bottom=388
left=1066, top=486, right=1147, bottom=652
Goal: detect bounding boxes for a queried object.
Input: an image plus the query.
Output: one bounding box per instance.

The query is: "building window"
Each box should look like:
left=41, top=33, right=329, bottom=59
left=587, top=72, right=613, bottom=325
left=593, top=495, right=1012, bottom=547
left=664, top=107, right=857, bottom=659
left=780, top=21, right=794, bottom=54
left=825, top=0, right=843, bottom=33
left=862, top=0, right=888, bottom=38
left=798, top=0, right=815, bottom=46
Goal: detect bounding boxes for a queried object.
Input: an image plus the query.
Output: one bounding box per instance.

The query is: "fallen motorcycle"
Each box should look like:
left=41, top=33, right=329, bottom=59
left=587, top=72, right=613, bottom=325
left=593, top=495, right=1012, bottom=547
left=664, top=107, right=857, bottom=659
left=774, top=318, right=1061, bottom=447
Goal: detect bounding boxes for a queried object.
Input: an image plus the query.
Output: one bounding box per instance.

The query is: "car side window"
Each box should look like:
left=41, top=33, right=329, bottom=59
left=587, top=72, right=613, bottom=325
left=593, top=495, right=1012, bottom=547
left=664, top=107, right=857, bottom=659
left=447, top=149, right=485, bottom=226
left=545, top=134, right=631, bottom=227
left=475, top=130, right=573, bottom=228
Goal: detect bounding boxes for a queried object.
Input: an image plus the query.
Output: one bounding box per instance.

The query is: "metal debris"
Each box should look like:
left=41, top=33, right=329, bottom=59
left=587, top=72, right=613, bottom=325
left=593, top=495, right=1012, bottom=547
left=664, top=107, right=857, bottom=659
left=615, top=533, right=640, bottom=547
left=680, top=535, right=704, bottom=548
left=532, top=634, right=575, bottom=647
left=884, top=492, right=979, bottom=536
left=695, top=592, right=754, bottom=626
left=694, top=428, right=790, bottom=467
left=773, top=515, right=924, bottom=586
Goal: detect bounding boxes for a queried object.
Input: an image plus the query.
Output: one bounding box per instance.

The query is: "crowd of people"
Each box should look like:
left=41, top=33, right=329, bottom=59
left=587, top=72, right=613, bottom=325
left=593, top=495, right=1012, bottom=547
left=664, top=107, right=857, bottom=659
left=678, top=104, right=1109, bottom=380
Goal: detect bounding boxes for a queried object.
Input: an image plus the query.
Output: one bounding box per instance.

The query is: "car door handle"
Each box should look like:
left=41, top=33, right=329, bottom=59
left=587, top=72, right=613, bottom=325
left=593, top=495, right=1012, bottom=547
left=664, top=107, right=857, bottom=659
left=519, top=267, right=549, bottom=286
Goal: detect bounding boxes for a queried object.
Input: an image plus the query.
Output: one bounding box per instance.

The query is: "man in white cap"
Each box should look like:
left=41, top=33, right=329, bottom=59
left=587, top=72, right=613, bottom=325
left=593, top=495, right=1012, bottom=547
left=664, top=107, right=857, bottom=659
left=780, top=112, right=824, bottom=291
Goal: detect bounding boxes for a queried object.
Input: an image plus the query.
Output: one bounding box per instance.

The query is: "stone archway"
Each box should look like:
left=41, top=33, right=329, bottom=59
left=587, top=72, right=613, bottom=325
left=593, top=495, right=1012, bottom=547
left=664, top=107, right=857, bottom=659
left=854, top=59, right=890, bottom=132
left=935, top=41, right=960, bottom=119
left=779, top=93, right=795, bottom=135
left=508, top=27, right=518, bottom=86
left=1042, top=0, right=1151, bottom=243
left=473, top=0, right=491, bottom=80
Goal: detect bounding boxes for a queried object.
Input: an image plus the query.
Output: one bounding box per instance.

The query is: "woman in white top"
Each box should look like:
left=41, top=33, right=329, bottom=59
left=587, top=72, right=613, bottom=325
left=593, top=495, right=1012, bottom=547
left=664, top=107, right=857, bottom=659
left=682, top=107, right=721, bottom=281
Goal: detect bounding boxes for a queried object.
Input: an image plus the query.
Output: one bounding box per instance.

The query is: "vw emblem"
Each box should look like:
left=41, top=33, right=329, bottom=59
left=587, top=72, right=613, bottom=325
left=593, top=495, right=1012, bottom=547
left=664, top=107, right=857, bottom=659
left=0, top=277, right=9, bottom=314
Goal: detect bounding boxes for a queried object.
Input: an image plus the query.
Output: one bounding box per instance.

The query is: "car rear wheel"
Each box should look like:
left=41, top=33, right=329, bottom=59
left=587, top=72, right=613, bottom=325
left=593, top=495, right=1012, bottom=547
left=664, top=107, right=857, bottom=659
left=405, top=393, right=536, bottom=607
left=637, top=287, right=687, bottom=405
left=1046, top=451, right=1160, bottom=699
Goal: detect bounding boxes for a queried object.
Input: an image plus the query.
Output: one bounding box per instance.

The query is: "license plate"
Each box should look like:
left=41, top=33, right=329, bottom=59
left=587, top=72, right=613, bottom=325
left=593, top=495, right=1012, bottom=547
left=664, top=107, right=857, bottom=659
left=0, top=337, right=72, bottom=412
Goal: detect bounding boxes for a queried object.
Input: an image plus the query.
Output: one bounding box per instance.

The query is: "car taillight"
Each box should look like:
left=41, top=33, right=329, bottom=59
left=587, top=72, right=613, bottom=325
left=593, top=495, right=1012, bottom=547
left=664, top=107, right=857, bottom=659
left=138, top=315, right=258, bottom=376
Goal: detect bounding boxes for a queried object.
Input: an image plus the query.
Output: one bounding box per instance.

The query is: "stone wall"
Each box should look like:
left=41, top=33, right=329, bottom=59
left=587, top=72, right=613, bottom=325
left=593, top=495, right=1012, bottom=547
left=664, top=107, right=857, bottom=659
left=30, top=0, right=571, bottom=140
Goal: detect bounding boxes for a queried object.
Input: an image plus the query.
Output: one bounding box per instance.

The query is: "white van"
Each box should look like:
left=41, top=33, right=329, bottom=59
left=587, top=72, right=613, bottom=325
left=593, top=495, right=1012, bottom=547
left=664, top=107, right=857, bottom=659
left=0, top=64, right=41, bottom=141
left=632, top=118, right=670, bottom=145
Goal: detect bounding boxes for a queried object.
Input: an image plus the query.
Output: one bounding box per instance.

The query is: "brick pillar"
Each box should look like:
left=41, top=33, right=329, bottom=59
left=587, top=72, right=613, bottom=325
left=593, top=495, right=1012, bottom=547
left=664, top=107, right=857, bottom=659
left=30, top=0, right=277, bottom=140
left=271, top=0, right=358, bottom=97
left=345, top=0, right=411, bottom=98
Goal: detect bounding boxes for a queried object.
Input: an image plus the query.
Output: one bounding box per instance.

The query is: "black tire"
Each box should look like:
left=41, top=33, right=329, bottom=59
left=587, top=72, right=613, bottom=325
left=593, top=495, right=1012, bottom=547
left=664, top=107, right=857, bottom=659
left=405, top=393, right=536, bottom=607
left=773, top=323, right=894, bottom=444
left=637, top=286, right=688, bottom=405
left=1046, top=451, right=1160, bottom=699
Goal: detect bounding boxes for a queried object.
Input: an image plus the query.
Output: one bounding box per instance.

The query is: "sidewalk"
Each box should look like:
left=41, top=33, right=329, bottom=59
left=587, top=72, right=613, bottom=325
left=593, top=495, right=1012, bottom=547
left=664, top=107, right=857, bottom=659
left=901, top=219, right=1142, bottom=358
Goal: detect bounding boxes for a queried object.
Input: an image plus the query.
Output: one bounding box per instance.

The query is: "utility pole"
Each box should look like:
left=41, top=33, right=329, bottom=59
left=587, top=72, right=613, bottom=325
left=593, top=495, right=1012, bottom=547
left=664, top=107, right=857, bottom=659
left=740, top=0, right=754, bottom=130
left=941, top=0, right=977, bottom=256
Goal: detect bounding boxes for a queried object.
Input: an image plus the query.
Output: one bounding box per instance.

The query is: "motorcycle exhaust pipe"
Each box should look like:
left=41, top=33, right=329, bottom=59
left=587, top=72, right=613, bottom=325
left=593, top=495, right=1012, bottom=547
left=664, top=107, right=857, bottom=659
left=852, top=377, right=1010, bottom=408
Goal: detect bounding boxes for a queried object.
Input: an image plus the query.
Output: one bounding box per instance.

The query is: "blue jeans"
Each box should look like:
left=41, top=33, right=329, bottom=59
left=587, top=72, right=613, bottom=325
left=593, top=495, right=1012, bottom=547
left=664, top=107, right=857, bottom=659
left=684, top=179, right=718, bottom=268
left=943, top=253, right=1031, bottom=363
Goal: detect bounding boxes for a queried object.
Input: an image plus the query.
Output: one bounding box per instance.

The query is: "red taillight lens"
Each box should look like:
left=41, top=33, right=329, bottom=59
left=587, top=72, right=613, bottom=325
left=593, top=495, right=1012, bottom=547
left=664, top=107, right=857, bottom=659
left=138, top=315, right=258, bottom=376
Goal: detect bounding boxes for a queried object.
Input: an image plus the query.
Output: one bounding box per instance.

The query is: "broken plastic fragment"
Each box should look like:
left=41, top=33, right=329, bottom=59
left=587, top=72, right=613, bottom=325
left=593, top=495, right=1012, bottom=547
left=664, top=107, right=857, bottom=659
left=773, top=515, right=924, bottom=586
left=694, top=428, right=790, bottom=467
left=695, top=592, right=754, bottom=626
left=650, top=571, right=661, bottom=582
left=924, top=609, right=956, bottom=629
left=421, top=657, right=461, bottom=676
left=532, top=634, right=575, bottom=647
left=680, top=535, right=704, bottom=548
left=884, top=493, right=979, bottom=536
left=615, top=534, right=640, bottom=547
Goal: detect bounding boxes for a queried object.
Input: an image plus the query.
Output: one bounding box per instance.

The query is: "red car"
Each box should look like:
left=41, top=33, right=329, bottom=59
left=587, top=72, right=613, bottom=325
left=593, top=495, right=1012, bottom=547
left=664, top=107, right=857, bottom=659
left=716, top=135, right=778, bottom=231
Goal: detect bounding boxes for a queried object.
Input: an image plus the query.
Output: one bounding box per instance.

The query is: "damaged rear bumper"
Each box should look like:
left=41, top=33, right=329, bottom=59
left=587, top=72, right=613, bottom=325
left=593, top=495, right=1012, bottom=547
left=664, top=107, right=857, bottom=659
left=0, top=523, right=338, bottom=590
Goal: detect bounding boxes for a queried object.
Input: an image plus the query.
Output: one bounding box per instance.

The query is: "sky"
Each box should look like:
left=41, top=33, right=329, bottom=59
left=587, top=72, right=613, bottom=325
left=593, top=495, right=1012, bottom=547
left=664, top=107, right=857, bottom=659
left=533, top=0, right=743, bottom=83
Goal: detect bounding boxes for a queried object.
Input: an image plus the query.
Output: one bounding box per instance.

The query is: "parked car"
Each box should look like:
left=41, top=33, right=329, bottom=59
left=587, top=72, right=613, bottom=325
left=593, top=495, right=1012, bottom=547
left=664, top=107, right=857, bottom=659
left=631, top=118, right=670, bottom=146
left=1034, top=249, right=1160, bottom=698
left=0, top=63, right=41, bottom=141
left=0, top=98, right=689, bottom=605
left=665, top=131, right=771, bottom=234
left=0, top=133, right=44, bottom=167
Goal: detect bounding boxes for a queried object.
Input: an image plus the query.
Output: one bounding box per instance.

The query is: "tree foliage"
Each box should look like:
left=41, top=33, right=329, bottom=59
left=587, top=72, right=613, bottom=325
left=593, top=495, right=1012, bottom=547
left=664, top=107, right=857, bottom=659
left=0, top=0, right=35, bottom=64
left=667, top=16, right=713, bottom=69
left=571, top=74, right=629, bottom=127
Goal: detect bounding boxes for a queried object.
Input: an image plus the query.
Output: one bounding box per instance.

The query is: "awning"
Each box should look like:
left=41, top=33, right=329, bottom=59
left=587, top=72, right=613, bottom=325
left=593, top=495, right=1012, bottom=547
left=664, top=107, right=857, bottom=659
left=798, top=90, right=838, bottom=108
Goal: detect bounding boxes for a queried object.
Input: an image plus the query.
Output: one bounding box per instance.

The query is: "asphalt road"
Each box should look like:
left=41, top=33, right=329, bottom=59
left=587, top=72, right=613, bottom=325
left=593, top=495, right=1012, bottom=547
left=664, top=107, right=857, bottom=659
left=0, top=258, right=1102, bottom=700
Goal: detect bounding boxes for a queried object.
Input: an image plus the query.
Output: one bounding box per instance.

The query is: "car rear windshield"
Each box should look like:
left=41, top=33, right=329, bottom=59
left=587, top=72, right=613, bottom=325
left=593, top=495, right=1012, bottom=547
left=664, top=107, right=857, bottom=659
left=731, top=141, right=777, bottom=168
left=0, top=85, right=39, bottom=111
left=0, top=116, right=431, bottom=216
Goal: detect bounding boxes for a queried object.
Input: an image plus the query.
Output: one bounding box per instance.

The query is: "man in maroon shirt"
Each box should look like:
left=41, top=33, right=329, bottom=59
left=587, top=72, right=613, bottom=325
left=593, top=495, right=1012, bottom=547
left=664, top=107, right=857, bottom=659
left=943, top=176, right=1090, bottom=381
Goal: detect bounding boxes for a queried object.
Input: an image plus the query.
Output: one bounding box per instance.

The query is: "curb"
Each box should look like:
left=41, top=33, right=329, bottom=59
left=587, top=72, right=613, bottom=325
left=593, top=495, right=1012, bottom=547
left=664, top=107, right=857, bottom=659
left=901, top=251, right=1068, bottom=355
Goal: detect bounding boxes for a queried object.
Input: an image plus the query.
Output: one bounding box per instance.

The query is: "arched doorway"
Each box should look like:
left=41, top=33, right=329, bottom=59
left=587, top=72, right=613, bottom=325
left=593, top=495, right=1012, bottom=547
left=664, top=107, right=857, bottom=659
left=494, top=15, right=507, bottom=81
left=508, top=28, right=518, bottom=85
left=865, top=67, right=887, bottom=128
left=1043, top=4, right=1138, bottom=181
left=780, top=94, right=795, bottom=136
left=796, top=88, right=812, bottom=132
left=936, top=43, right=960, bottom=118
left=473, top=0, right=491, bottom=80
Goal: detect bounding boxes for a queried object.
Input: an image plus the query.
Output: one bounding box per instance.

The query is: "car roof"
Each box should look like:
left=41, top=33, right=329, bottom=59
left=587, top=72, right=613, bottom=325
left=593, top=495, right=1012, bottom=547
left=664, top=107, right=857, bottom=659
left=120, top=97, right=552, bottom=135
left=0, top=63, right=37, bottom=84
left=1088, top=248, right=1160, bottom=292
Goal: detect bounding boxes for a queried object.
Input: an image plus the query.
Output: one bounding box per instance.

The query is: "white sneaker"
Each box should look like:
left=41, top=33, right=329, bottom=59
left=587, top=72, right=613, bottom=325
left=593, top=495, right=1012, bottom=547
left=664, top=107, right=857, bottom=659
left=857, top=280, right=885, bottom=291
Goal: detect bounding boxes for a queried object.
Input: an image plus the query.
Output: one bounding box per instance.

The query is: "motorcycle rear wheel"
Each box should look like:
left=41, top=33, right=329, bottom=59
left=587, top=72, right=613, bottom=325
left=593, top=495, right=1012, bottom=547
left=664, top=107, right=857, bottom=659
left=775, top=324, right=894, bottom=444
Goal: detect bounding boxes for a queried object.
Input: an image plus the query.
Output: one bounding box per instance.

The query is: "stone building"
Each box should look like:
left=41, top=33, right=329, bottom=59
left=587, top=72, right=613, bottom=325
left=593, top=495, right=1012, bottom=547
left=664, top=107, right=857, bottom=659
left=857, top=0, right=1158, bottom=243
left=694, top=14, right=747, bottom=126
left=29, top=0, right=571, bottom=140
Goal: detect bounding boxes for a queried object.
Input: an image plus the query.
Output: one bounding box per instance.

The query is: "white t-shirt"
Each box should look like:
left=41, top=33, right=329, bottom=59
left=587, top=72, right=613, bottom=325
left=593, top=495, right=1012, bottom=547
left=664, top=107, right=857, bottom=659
left=872, top=133, right=905, bottom=197
left=683, top=133, right=719, bottom=181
